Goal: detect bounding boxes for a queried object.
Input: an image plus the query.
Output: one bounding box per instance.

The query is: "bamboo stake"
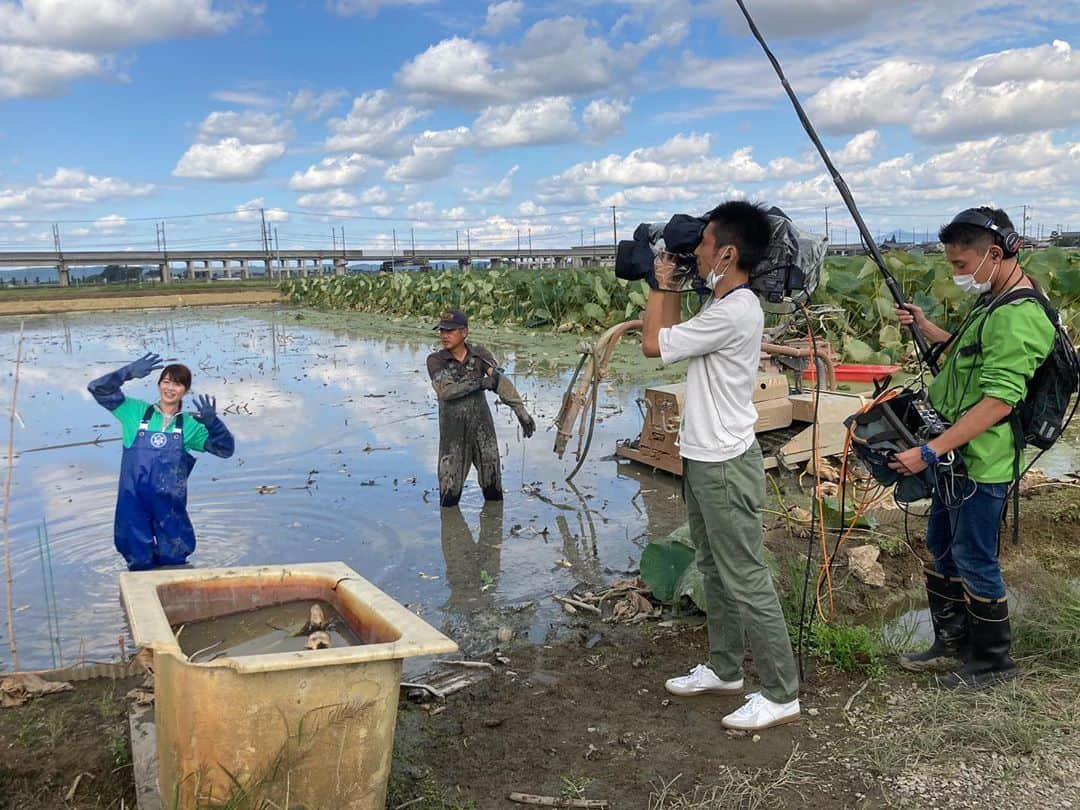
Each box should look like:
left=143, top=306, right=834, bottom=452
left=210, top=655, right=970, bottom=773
left=3, top=323, right=25, bottom=670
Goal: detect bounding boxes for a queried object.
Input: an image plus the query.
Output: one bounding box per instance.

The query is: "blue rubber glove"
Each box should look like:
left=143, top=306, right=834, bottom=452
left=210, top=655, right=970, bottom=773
left=125, top=352, right=164, bottom=380
left=192, top=394, right=217, bottom=424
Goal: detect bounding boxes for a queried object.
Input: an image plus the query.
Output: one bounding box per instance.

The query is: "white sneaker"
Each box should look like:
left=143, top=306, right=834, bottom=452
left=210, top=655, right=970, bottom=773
left=664, top=664, right=744, bottom=696
left=721, top=691, right=800, bottom=730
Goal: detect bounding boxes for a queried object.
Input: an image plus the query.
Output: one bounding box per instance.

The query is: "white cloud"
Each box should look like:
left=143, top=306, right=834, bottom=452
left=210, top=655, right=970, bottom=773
left=473, top=97, right=578, bottom=148
left=0, top=167, right=153, bottom=211
left=197, top=110, right=293, bottom=144
left=768, top=153, right=818, bottom=179
left=835, top=130, right=879, bottom=166
left=716, top=0, right=910, bottom=39
left=0, top=0, right=249, bottom=51
left=288, top=154, right=378, bottom=191
left=327, top=0, right=436, bottom=16
left=806, top=40, right=1080, bottom=141
left=296, top=189, right=359, bottom=210
left=232, top=198, right=288, bottom=222
left=583, top=98, right=630, bottom=141
left=397, top=17, right=656, bottom=106
left=325, top=90, right=428, bottom=156
left=914, top=41, right=1080, bottom=141
left=174, top=109, right=292, bottom=181
left=482, top=0, right=523, bottom=35
left=285, top=88, right=346, bottom=120
left=0, top=44, right=105, bottom=99
left=94, top=214, right=127, bottom=231
left=173, top=139, right=287, bottom=180
left=807, top=60, right=934, bottom=133
left=397, top=37, right=500, bottom=104
left=464, top=165, right=518, bottom=202
left=211, top=89, right=275, bottom=107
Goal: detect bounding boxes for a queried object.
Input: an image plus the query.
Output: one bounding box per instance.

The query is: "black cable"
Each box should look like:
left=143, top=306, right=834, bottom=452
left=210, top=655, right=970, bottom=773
left=795, top=303, right=822, bottom=681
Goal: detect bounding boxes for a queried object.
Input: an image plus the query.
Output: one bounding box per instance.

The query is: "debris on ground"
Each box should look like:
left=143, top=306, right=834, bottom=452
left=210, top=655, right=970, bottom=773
left=847, top=545, right=886, bottom=588
left=0, top=672, right=74, bottom=708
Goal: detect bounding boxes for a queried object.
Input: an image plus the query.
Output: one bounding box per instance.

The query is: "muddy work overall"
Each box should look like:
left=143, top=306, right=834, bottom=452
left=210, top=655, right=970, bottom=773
left=115, top=406, right=198, bottom=569
left=428, top=344, right=529, bottom=508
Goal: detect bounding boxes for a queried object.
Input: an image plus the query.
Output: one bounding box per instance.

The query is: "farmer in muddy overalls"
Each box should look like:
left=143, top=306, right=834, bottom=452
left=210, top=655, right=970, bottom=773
left=426, top=310, right=536, bottom=508
left=89, top=353, right=235, bottom=570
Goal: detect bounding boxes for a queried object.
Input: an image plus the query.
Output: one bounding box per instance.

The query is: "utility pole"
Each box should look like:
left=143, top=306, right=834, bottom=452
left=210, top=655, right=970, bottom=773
left=340, top=226, right=345, bottom=256
left=455, top=229, right=460, bottom=252
left=332, top=228, right=337, bottom=252
left=274, top=226, right=281, bottom=277
left=528, top=227, right=532, bottom=264
left=410, top=227, right=415, bottom=255
left=260, top=208, right=271, bottom=281
left=52, top=223, right=66, bottom=287
left=824, top=205, right=829, bottom=239
left=580, top=228, right=584, bottom=247
left=466, top=228, right=471, bottom=259
left=611, top=205, right=617, bottom=246
left=1022, top=205, right=1029, bottom=241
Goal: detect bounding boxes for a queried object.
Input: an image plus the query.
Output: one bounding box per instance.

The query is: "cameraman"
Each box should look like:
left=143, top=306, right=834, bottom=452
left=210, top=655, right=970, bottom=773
left=891, top=207, right=1054, bottom=688
left=641, top=201, right=800, bottom=731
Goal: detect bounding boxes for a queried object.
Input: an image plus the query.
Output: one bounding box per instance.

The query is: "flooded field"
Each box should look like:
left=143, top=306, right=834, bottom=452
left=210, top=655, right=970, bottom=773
left=0, top=305, right=685, bottom=671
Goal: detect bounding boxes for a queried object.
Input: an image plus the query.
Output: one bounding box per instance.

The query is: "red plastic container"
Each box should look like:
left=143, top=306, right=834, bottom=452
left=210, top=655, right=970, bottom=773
left=802, top=363, right=901, bottom=383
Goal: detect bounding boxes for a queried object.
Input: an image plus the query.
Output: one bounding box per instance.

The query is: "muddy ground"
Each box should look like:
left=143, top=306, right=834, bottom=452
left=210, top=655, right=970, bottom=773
left=2, top=487, right=1077, bottom=809
left=0, top=286, right=281, bottom=315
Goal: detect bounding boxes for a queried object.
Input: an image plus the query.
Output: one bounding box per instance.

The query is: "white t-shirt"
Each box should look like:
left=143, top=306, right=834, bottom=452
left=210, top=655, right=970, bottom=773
left=657, top=287, right=764, bottom=462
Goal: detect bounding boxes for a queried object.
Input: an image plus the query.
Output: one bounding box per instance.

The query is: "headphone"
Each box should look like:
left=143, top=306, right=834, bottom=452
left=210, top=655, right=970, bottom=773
left=949, top=209, right=1022, bottom=255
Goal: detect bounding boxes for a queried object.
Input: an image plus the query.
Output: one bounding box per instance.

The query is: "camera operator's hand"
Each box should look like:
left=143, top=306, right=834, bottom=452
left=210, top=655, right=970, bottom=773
left=894, top=303, right=929, bottom=330
left=653, top=253, right=677, bottom=291
left=481, top=369, right=501, bottom=391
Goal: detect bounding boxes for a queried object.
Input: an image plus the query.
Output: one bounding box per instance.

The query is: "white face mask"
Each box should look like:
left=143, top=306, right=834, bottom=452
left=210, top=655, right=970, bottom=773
left=953, top=249, right=995, bottom=295
left=704, top=253, right=732, bottom=290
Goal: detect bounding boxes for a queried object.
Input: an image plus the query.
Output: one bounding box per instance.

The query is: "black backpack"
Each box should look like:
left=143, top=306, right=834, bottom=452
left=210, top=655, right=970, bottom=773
left=978, top=287, right=1080, bottom=544
left=981, top=287, right=1080, bottom=450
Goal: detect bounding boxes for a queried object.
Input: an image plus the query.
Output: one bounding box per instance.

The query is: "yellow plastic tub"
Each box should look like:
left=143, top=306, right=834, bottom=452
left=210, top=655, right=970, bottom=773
left=120, top=562, right=457, bottom=809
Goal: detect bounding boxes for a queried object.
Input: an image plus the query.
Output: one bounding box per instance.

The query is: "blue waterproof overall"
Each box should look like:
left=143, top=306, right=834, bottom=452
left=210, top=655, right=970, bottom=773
left=116, top=406, right=198, bottom=570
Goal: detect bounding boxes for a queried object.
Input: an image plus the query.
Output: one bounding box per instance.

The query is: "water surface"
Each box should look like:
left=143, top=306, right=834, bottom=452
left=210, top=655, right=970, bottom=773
left=0, top=306, right=685, bottom=670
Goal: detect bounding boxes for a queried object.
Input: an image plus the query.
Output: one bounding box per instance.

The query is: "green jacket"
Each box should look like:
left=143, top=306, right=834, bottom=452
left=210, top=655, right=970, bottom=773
left=109, top=396, right=211, bottom=453
left=927, top=294, right=1055, bottom=482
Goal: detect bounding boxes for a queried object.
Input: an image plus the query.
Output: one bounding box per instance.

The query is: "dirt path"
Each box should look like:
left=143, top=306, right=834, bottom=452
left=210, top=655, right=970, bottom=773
left=0, top=288, right=281, bottom=316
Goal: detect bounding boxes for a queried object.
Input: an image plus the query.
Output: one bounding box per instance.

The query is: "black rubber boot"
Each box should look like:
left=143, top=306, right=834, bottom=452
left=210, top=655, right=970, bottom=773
left=899, top=569, right=969, bottom=673
left=936, top=595, right=1019, bottom=689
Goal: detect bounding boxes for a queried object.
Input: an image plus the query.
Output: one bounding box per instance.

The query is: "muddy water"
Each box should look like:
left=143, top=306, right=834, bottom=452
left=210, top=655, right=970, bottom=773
left=0, top=307, right=686, bottom=671
left=174, top=601, right=363, bottom=659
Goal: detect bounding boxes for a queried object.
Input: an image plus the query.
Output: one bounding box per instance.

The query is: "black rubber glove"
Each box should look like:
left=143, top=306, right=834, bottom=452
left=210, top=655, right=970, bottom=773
left=193, top=394, right=217, bottom=424
left=481, top=370, right=501, bottom=391
left=514, top=407, right=536, bottom=438
left=125, top=352, right=164, bottom=380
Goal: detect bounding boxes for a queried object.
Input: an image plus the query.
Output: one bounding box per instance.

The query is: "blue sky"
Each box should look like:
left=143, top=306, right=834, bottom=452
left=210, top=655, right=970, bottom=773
left=1, top=0, right=1078, bottom=254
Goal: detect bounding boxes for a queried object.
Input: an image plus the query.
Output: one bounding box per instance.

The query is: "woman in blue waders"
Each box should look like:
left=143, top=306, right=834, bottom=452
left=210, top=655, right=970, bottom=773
left=88, top=353, right=234, bottom=570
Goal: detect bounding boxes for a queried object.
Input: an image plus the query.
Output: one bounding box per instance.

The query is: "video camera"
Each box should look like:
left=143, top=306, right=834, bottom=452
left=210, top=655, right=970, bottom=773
left=614, top=206, right=825, bottom=312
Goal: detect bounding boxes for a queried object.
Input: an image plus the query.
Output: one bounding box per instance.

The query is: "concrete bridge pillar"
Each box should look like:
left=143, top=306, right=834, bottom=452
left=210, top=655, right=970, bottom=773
left=221, top=260, right=231, bottom=279
left=239, top=259, right=249, bottom=280
left=458, top=258, right=471, bottom=269
left=57, top=263, right=71, bottom=287
left=490, top=257, right=503, bottom=270
left=184, top=260, right=194, bottom=280
left=333, top=257, right=346, bottom=276
left=159, top=263, right=172, bottom=283
left=299, top=259, right=309, bottom=278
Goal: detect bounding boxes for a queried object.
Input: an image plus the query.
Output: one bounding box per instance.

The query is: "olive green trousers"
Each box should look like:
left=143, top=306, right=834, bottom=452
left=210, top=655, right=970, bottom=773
left=683, top=444, right=799, bottom=704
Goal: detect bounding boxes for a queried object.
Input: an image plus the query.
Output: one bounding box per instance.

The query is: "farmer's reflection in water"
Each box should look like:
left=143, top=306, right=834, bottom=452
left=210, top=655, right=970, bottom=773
left=439, top=503, right=504, bottom=623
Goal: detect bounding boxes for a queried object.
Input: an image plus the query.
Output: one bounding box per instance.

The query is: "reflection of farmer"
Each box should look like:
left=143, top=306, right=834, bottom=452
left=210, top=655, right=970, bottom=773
left=426, top=310, right=535, bottom=508
left=439, top=502, right=504, bottom=615
left=88, top=353, right=235, bottom=570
